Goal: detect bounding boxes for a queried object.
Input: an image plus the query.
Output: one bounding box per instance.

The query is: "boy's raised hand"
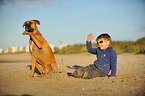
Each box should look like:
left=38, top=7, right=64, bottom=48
left=87, top=33, right=94, bottom=42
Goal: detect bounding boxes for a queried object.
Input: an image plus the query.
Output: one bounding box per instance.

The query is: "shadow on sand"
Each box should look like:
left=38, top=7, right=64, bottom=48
left=66, top=65, right=83, bottom=70
left=4, top=94, right=32, bottom=96
left=27, top=65, right=41, bottom=75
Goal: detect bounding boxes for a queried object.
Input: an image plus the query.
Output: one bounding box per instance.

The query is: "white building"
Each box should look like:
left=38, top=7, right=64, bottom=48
left=6, top=48, right=12, bottom=53
left=0, top=48, right=3, bottom=53
left=20, top=46, right=26, bottom=52
left=12, top=46, right=19, bottom=53
left=26, top=45, right=29, bottom=52
left=59, top=44, right=68, bottom=50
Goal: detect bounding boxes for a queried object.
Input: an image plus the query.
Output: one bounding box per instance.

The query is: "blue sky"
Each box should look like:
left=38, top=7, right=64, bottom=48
left=0, top=0, right=145, bottom=50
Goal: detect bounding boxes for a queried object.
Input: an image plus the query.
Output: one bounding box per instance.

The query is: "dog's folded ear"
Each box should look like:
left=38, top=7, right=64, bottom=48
left=33, top=20, right=40, bottom=25
left=23, top=22, right=27, bottom=27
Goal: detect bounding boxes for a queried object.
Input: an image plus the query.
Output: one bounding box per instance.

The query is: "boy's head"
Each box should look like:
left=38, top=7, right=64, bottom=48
left=96, top=33, right=112, bottom=50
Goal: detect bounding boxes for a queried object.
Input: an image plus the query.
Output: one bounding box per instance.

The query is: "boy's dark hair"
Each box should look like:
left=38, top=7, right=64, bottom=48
left=96, top=33, right=112, bottom=46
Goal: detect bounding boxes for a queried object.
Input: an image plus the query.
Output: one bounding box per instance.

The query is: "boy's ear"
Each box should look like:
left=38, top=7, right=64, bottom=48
left=33, top=20, right=40, bottom=25
left=109, top=41, right=112, bottom=46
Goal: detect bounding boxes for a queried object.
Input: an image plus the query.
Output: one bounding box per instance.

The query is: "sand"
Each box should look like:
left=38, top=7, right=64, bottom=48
left=0, top=53, right=145, bottom=96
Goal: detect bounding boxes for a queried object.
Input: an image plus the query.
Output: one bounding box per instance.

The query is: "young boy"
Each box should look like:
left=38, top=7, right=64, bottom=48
left=69, top=33, right=117, bottom=79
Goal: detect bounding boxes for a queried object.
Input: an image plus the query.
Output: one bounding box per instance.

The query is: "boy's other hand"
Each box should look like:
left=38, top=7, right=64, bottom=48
left=88, top=33, right=94, bottom=42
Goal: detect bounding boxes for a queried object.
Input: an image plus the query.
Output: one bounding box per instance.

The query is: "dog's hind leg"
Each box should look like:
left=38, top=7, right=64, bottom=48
left=44, top=64, right=52, bottom=78
left=35, top=62, right=45, bottom=77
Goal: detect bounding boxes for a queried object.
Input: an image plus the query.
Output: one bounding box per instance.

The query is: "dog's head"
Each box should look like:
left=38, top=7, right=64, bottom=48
left=23, top=20, right=40, bottom=32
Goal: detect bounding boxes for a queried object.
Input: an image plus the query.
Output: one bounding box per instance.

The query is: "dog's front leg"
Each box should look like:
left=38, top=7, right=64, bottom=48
left=23, top=31, right=42, bottom=49
left=29, top=37, right=33, bottom=56
left=28, top=56, right=36, bottom=78
left=28, top=33, right=42, bottom=49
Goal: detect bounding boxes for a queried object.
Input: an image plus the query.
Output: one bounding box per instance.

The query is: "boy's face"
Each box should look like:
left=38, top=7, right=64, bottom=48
left=97, top=38, right=110, bottom=50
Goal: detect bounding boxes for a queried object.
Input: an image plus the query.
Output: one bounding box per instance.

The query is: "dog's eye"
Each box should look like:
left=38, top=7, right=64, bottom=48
left=29, top=22, right=33, bottom=24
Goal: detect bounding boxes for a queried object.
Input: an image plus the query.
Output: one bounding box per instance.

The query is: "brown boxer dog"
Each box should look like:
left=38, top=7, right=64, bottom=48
left=22, top=20, right=57, bottom=78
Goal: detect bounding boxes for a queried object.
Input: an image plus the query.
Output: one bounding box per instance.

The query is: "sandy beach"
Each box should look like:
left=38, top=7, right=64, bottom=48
left=0, top=53, right=145, bottom=96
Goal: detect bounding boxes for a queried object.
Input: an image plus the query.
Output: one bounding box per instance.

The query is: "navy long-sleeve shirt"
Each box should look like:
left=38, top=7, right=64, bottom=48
left=86, top=41, right=117, bottom=77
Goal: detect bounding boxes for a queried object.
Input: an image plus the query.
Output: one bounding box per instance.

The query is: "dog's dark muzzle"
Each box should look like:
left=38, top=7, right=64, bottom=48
left=25, top=24, right=34, bottom=32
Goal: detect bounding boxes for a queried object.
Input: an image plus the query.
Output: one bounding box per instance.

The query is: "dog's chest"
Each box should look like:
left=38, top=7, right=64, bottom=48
left=31, top=41, right=43, bottom=57
left=31, top=42, right=38, bottom=52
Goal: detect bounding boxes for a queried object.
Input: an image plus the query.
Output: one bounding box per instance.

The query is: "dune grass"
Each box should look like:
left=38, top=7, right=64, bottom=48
left=54, top=37, right=145, bottom=54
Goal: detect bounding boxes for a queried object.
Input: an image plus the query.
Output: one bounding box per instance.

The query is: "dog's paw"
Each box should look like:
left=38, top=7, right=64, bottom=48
left=36, top=74, right=45, bottom=77
left=22, top=31, right=29, bottom=35
left=27, top=75, right=33, bottom=78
